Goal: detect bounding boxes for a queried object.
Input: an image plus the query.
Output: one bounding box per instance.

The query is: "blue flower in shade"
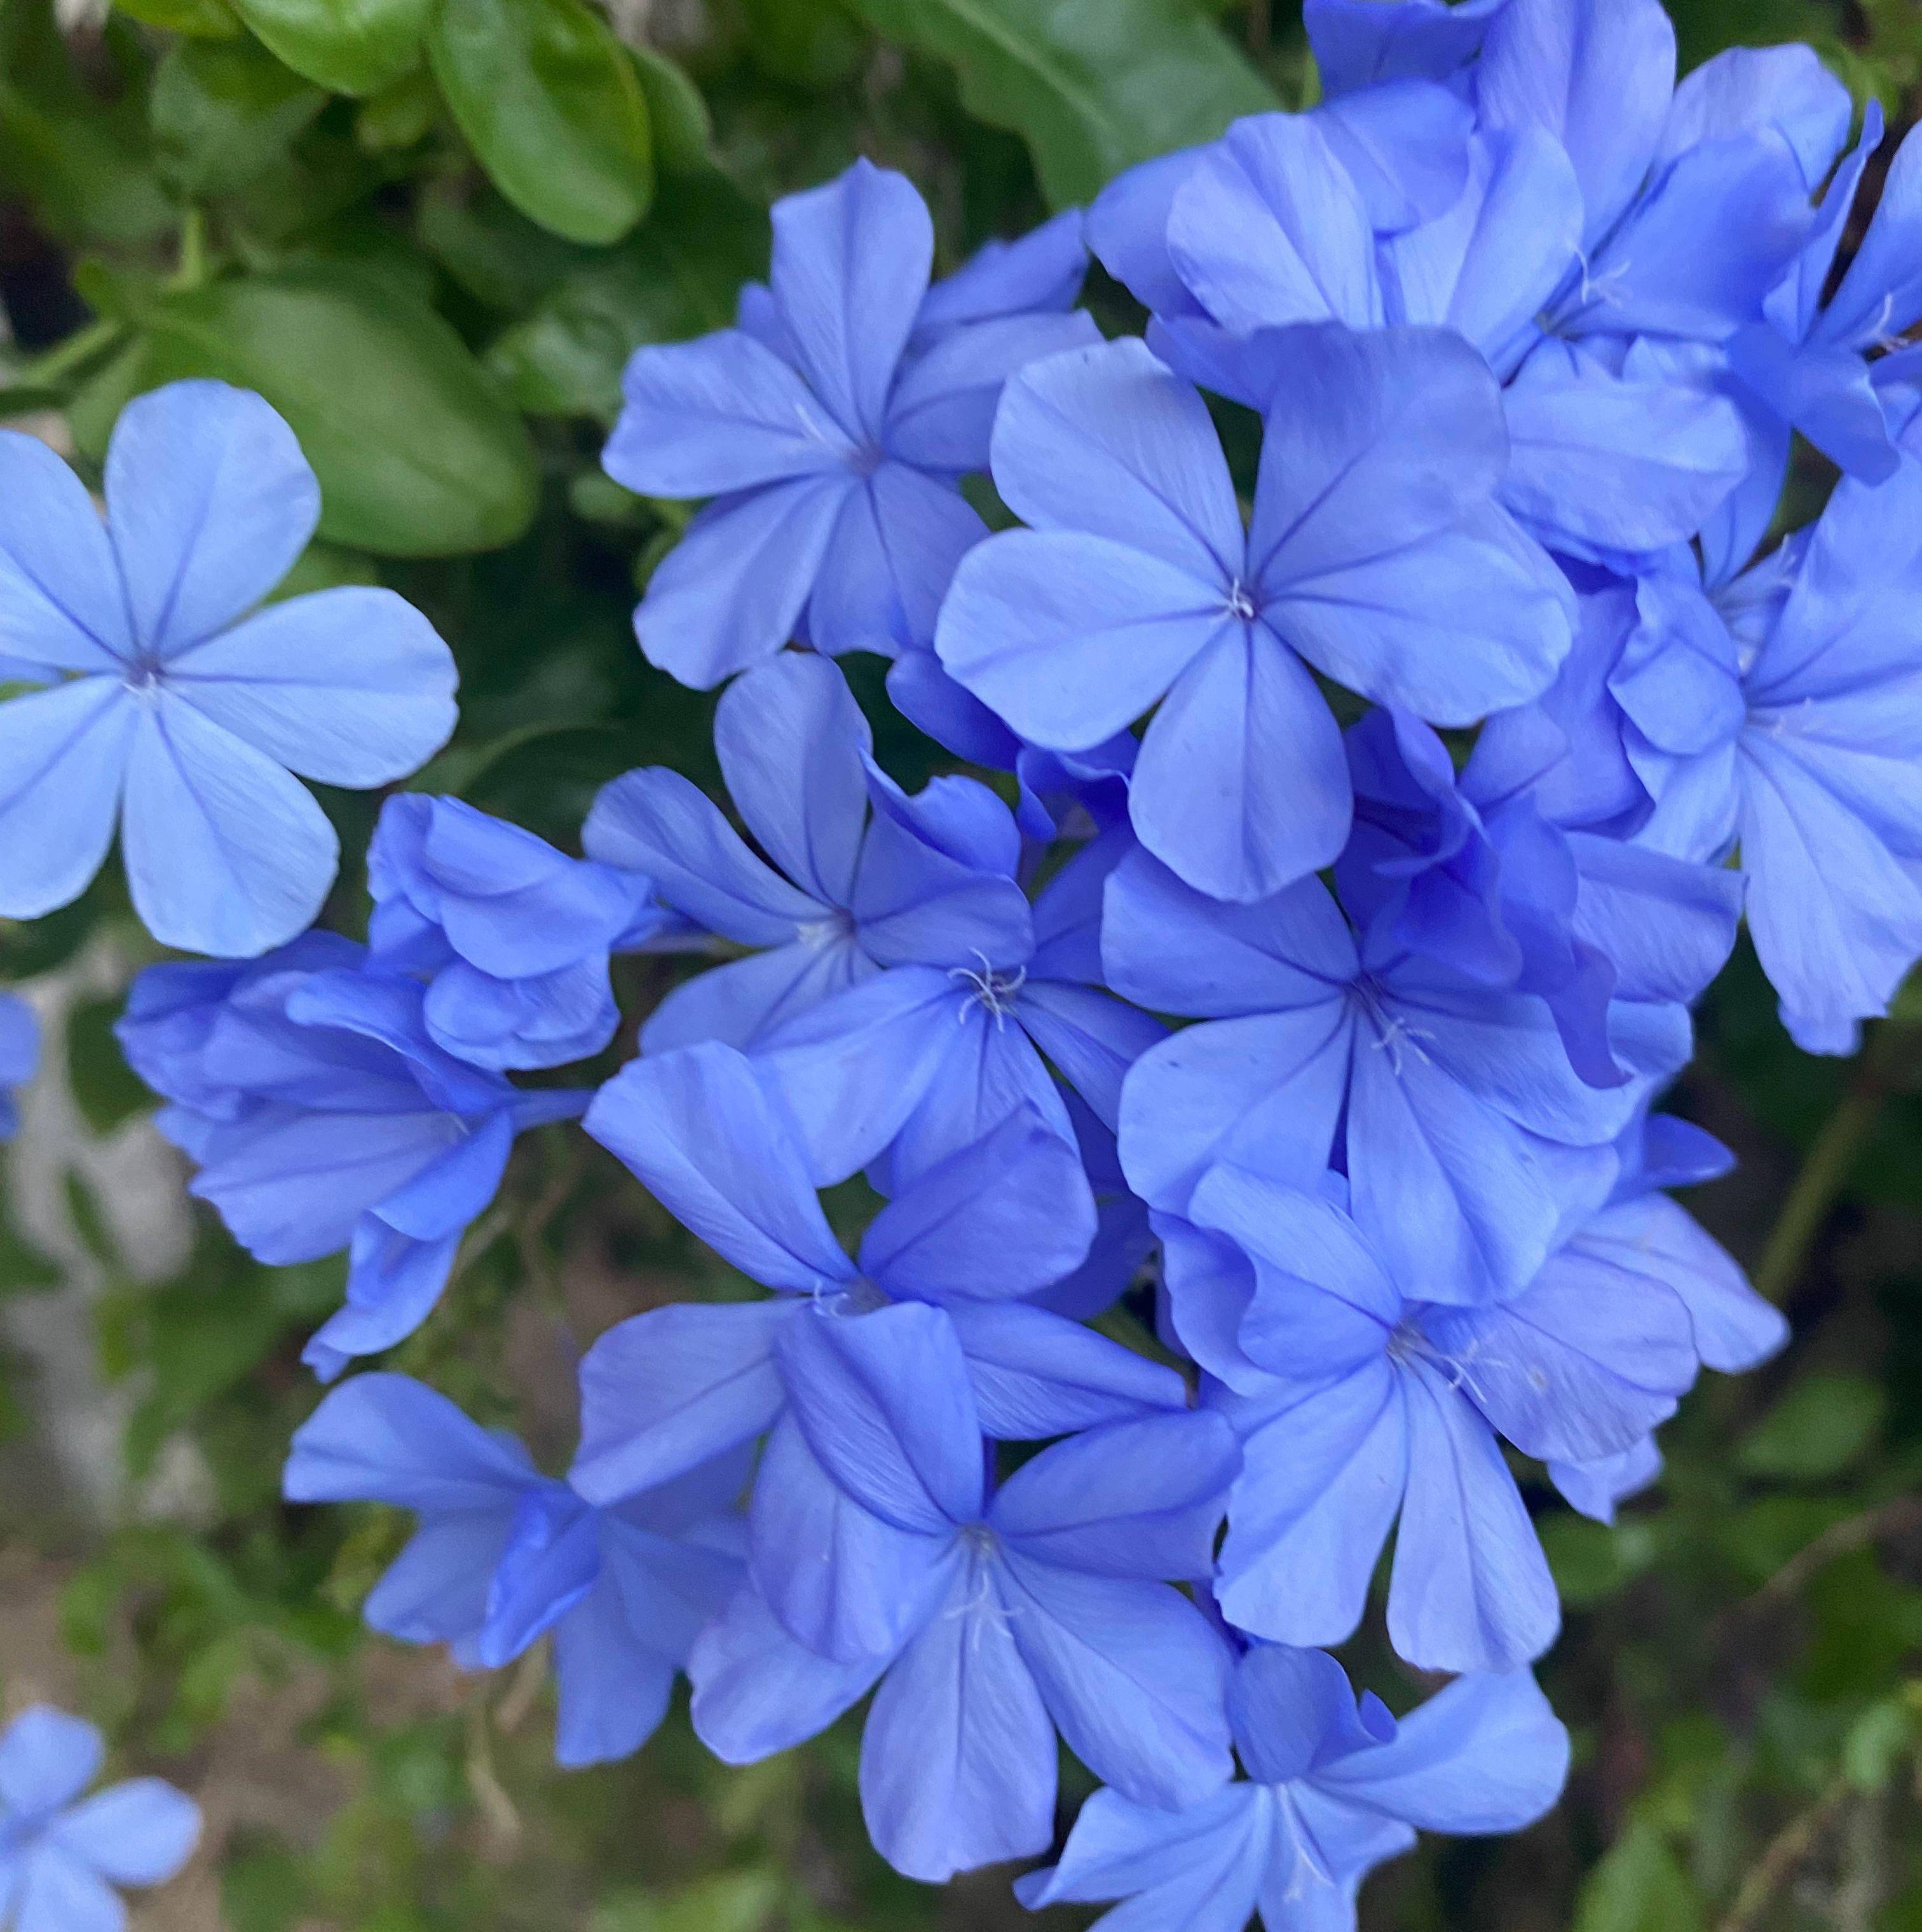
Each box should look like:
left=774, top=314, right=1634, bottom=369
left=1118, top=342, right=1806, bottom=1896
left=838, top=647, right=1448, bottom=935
left=115, top=940, right=589, bottom=1380
left=575, top=1045, right=1184, bottom=1662
left=368, top=794, right=668, bottom=1072
left=0, top=383, right=457, bottom=957
left=1178, top=1156, right=1781, bottom=1671
left=1104, top=844, right=1693, bottom=1307
left=0, top=996, right=37, bottom=1141
left=686, top=1302, right=1240, bottom=1883
left=283, top=1374, right=746, bottom=1768
left=1339, top=706, right=1740, bottom=1087
left=0, top=1704, right=200, bottom=1932
left=603, top=162, right=1097, bottom=688
left=582, top=652, right=1032, bottom=1055
left=934, top=331, right=1572, bottom=903
left=1016, top=1646, right=1567, bottom=1932
left=1513, top=458, right=1922, bottom=1051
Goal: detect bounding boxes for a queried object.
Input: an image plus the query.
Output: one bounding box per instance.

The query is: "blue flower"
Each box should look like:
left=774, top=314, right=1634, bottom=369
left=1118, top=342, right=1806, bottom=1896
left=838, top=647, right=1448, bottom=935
left=1514, top=458, right=1922, bottom=1051
left=686, top=1302, right=1240, bottom=1882
left=283, top=1373, right=746, bottom=1767
left=574, top=1044, right=1183, bottom=1655
left=1016, top=1646, right=1568, bottom=1932
left=603, top=162, right=1096, bottom=687
left=368, top=793, right=667, bottom=1071
left=935, top=332, right=1572, bottom=901
left=116, top=940, right=589, bottom=1379
left=1340, top=706, right=1740, bottom=1086
left=1180, top=1158, right=1780, bottom=1670
left=583, top=652, right=1032, bottom=1055
left=0, top=1704, right=200, bottom=1931
left=1105, top=845, right=1687, bottom=1305
left=0, top=996, right=37, bottom=1141
left=0, top=383, right=457, bottom=957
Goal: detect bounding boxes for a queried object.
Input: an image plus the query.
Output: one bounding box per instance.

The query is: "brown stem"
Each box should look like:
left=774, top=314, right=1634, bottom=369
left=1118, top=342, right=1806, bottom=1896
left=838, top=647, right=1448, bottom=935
left=1716, top=1773, right=1851, bottom=1932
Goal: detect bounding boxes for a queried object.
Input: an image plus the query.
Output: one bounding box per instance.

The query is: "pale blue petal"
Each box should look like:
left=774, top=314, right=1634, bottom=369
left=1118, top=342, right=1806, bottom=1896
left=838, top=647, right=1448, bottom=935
left=551, top=1581, right=676, bottom=1767
left=0, top=430, right=131, bottom=670
left=49, top=1779, right=201, bottom=1886
left=104, top=380, right=318, bottom=656
left=0, top=680, right=134, bottom=920
left=944, top=1301, right=1187, bottom=1437
left=0, top=1708, right=104, bottom=1814
left=165, top=588, right=456, bottom=786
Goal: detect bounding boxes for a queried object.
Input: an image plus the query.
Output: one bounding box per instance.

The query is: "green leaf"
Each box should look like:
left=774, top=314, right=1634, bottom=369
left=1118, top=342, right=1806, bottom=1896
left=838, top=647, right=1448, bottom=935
left=489, top=172, right=768, bottom=418
left=428, top=0, right=655, bottom=244
left=592, top=1871, right=782, bottom=1932
left=740, top=0, right=866, bottom=88
left=115, top=0, right=244, bottom=36
left=1738, top=1372, right=1886, bottom=1483
left=628, top=41, right=713, bottom=174
left=236, top=0, right=433, bottom=95
left=135, top=268, right=538, bottom=556
left=841, top=0, right=1279, bottom=207
left=0, top=3, right=174, bottom=247
left=65, top=997, right=153, bottom=1138
left=1843, top=1693, right=1919, bottom=1791
left=150, top=38, right=328, bottom=196
left=1573, top=1819, right=1706, bottom=1932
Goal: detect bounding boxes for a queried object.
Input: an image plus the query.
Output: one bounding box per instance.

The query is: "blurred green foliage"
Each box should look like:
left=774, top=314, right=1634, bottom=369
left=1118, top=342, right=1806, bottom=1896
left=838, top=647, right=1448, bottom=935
left=2, top=0, right=1921, bottom=1927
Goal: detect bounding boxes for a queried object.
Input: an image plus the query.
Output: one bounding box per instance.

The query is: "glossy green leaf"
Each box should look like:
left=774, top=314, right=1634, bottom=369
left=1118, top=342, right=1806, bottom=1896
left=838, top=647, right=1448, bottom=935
left=136, top=270, right=538, bottom=555
left=489, top=172, right=768, bottom=417
left=842, top=0, right=1279, bottom=206
left=150, top=38, right=329, bottom=195
left=114, top=0, right=243, bottom=36
left=428, top=0, right=655, bottom=243
left=628, top=41, right=713, bottom=174
left=66, top=996, right=154, bottom=1138
left=1573, top=1820, right=1706, bottom=1932
left=236, top=0, right=433, bottom=95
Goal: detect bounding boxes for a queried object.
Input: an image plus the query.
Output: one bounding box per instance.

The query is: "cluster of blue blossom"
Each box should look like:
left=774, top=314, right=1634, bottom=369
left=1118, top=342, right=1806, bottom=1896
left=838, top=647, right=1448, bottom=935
left=0, top=0, right=1918, bottom=1921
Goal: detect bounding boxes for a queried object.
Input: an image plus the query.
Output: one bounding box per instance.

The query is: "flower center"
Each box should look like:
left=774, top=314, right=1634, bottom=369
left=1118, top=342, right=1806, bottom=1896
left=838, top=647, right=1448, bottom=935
left=948, top=954, right=1027, bottom=1030
left=797, top=906, right=856, bottom=951
left=1224, top=579, right=1258, bottom=622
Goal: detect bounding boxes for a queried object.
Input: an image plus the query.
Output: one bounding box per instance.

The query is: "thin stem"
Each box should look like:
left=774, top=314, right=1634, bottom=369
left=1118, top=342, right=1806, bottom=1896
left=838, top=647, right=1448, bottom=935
left=1716, top=1772, right=1851, bottom=1932
left=10, top=317, right=123, bottom=391
left=1753, top=1083, right=1883, bottom=1303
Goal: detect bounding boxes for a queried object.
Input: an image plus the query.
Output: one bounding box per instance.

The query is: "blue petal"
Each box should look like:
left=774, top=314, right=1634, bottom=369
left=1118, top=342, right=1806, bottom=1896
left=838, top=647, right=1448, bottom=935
left=13, top=1846, right=127, bottom=1932
left=0, top=680, right=134, bottom=921
left=1656, top=43, right=1851, bottom=190
left=167, top=587, right=456, bottom=788
left=713, top=652, right=870, bottom=908
left=641, top=941, right=871, bottom=1055
left=997, top=1552, right=1234, bottom=1807
left=1305, top=0, right=1501, bottom=96
left=0, top=430, right=132, bottom=671
left=859, top=1557, right=1056, bottom=1882
left=944, top=1301, right=1187, bottom=1437
left=770, top=158, right=930, bottom=441
left=604, top=329, right=855, bottom=495
left=1103, top=848, right=1358, bottom=1018
left=570, top=1301, right=793, bottom=1502
left=634, top=476, right=850, bottom=690
left=913, top=209, right=1087, bottom=336
left=1131, top=622, right=1351, bottom=901
left=584, top=1043, right=854, bottom=1292
left=749, top=1415, right=956, bottom=1662
left=989, top=1410, right=1239, bottom=1579
left=887, top=310, right=1100, bottom=474
left=1228, top=1643, right=1382, bottom=1784
left=104, top=380, right=318, bottom=657
left=583, top=765, right=822, bottom=945
left=1014, top=1783, right=1269, bottom=1932
left=1016, top=979, right=1168, bottom=1131
left=1212, top=1360, right=1408, bottom=1646
left=1497, top=347, right=1750, bottom=555
left=475, top=1488, right=601, bottom=1666
left=1313, top=1669, right=1569, bottom=1834
left=937, top=527, right=1227, bottom=751
left=0, top=1708, right=104, bottom=1814
left=49, top=1779, right=201, bottom=1886
left=859, top=1108, right=1096, bottom=1302
left=1386, top=1360, right=1559, bottom=1673
left=301, top=1219, right=465, bottom=1380
left=1476, top=0, right=1676, bottom=249
left=1166, top=116, right=1381, bottom=332
left=283, top=1372, right=536, bottom=1510
left=689, top=1584, right=889, bottom=1764
left=1312, top=78, right=1475, bottom=233
left=1550, top=1437, right=1662, bottom=1523
left=1087, top=147, right=1209, bottom=317
left=551, top=1580, right=676, bottom=1767
left=775, top=1299, right=983, bottom=1532
left=121, top=691, right=337, bottom=957
left=362, top=1513, right=519, bottom=1645
left=1818, top=120, right=1922, bottom=352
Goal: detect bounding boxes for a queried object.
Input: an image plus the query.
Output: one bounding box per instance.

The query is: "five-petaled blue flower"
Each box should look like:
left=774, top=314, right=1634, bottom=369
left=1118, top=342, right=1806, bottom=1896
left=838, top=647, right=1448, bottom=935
left=0, top=383, right=457, bottom=957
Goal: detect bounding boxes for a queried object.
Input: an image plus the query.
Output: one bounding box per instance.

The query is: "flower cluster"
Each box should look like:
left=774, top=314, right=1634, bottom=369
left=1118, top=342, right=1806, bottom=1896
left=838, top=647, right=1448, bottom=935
left=2, top=0, right=1918, bottom=1922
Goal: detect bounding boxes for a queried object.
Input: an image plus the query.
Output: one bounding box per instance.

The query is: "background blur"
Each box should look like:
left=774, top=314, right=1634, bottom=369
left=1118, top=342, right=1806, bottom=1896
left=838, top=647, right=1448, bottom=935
left=3, top=0, right=1921, bottom=1926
